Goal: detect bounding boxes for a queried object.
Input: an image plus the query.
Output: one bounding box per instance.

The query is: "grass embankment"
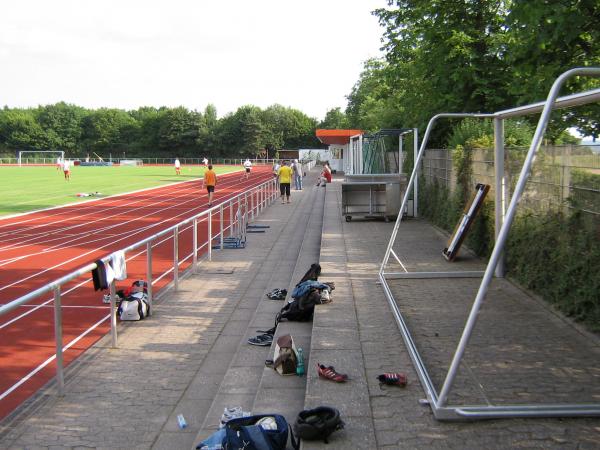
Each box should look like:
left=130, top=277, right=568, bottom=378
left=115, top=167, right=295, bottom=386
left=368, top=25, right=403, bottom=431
left=0, top=164, right=242, bottom=216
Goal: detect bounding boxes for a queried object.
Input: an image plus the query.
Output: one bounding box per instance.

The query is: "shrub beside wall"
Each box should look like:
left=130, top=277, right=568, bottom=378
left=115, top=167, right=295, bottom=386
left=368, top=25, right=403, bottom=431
left=418, top=152, right=600, bottom=332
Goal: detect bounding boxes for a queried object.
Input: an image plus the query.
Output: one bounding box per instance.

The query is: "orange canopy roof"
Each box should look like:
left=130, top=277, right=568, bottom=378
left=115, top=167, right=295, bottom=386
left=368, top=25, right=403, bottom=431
left=316, top=129, right=363, bottom=145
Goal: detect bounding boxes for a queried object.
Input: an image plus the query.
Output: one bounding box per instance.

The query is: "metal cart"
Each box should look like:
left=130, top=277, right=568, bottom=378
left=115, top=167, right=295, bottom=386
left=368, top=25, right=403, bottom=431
left=341, top=174, right=407, bottom=222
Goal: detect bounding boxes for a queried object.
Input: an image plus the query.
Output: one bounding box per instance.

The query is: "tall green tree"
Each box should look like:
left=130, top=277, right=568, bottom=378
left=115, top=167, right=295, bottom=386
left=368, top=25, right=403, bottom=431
left=505, top=0, right=600, bottom=139
left=81, top=108, right=138, bottom=154
left=373, top=0, right=512, bottom=144
left=319, top=107, right=351, bottom=129
left=34, top=102, right=86, bottom=152
left=0, top=109, right=46, bottom=150
left=157, top=107, right=203, bottom=153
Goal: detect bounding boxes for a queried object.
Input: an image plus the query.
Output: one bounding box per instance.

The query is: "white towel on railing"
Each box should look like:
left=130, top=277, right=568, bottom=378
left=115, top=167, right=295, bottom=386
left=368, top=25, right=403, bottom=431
left=111, top=250, right=127, bottom=281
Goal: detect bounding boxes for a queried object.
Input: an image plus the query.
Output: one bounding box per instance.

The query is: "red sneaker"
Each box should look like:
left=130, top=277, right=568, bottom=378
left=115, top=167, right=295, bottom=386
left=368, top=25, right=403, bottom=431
left=317, top=364, right=348, bottom=383
left=377, top=372, right=407, bottom=387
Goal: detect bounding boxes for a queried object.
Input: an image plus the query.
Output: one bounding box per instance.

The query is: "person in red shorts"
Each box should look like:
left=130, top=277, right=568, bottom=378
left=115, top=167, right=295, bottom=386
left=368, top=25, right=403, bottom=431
left=204, top=164, right=217, bottom=206
left=174, top=158, right=181, bottom=175
left=62, top=159, right=71, bottom=181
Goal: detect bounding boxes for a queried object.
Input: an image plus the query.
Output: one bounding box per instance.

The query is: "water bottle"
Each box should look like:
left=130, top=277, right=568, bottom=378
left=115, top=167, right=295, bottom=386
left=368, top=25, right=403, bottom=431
left=177, top=414, right=187, bottom=429
left=296, top=347, right=305, bottom=376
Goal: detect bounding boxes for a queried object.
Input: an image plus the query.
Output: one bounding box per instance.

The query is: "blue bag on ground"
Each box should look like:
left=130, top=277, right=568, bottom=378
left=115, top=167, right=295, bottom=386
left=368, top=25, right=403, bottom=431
left=196, top=428, right=226, bottom=449
left=222, top=414, right=289, bottom=450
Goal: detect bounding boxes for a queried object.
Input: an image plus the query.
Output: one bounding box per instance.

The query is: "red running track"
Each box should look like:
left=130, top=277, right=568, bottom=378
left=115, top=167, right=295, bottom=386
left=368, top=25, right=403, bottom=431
left=0, top=166, right=274, bottom=420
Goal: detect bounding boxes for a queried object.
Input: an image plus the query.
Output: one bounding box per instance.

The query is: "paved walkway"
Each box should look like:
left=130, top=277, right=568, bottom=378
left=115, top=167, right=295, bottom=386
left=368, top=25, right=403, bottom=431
left=1, top=170, right=599, bottom=449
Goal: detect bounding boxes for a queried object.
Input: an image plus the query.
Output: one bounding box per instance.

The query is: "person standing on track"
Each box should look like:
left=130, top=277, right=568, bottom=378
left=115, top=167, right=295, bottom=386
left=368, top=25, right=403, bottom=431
left=243, top=158, right=252, bottom=180
left=277, top=160, right=293, bottom=204
left=204, top=164, right=217, bottom=206
left=174, top=158, right=181, bottom=175
left=62, top=159, right=71, bottom=181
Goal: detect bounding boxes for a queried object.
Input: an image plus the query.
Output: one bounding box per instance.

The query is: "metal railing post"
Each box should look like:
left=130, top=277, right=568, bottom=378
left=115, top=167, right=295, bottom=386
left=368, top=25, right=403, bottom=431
left=250, top=190, right=255, bottom=220
left=220, top=205, right=224, bottom=249
left=494, top=117, right=506, bottom=277
left=173, top=226, right=179, bottom=291
left=53, top=287, right=65, bottom=394
left=208, top=210, right=212, bottom=261
left=193, top=218, right=198, bottom=274
left=146, top=241, right=153, bottom=315
left=229, top=201, right=234, bottom=237
left=110, top=280, right=117, bottom=347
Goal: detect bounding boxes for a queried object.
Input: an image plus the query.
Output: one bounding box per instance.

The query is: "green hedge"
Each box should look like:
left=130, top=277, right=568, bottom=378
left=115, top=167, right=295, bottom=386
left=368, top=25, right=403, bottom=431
left=418, top=165, right=600, bottom=332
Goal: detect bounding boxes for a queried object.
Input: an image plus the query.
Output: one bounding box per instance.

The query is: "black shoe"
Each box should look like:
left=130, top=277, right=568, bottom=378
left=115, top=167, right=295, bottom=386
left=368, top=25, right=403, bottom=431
left=248, top=334, right=273, bottom=346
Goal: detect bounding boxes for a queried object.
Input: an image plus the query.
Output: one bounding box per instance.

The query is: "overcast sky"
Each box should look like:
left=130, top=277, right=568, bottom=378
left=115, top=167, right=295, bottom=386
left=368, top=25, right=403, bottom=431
left=0, top=0, right=385, bottom=120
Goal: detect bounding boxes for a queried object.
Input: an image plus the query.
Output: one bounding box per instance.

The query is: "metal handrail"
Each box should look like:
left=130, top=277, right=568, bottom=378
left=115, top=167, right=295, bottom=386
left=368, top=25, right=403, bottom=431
left=0, top=176, right=277, bottom=396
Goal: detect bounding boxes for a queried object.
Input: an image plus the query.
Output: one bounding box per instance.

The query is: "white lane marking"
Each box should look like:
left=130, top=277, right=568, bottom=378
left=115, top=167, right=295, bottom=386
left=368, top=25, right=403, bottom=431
left=0, top=172, right=248, bottom=253
left=0, top=174, right=252, bottom=277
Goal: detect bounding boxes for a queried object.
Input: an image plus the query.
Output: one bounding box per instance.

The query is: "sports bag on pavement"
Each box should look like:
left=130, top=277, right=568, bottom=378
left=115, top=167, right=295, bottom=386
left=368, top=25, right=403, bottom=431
left=270, top=334, right=298, bottom=376
left=222, top=414, right=289, bottom=450
left=118, top=291, right=149, bottom=321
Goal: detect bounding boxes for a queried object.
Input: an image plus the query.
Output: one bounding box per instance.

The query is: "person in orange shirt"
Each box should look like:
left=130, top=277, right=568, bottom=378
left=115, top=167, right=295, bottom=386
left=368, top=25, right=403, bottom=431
left=204, top=164, right=217, bottom=206
left=277, top=160, right=293, bottom=204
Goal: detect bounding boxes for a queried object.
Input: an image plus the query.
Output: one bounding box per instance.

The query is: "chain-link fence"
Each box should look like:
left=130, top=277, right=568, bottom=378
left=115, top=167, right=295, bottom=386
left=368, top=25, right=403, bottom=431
left=421, top=144, right=600, bottom=217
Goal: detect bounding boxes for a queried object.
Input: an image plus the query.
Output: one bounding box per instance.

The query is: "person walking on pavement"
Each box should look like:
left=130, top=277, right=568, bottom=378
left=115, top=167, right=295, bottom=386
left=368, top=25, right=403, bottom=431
left=292, top=159, right=302, bottom=190
left=277, top=160, right=293, bottom=204
left=204, top=164, right=217, bottom=206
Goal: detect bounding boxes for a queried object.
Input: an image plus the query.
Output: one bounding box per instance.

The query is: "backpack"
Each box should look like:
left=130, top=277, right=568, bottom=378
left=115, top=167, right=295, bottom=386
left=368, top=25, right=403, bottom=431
left=296, top=263, right=321, bottom=286
left=222, top=414, right=290, bottom=450
left=275, top=289, right=321, bottom=323
left=293, top=406, right=344, bottom=444
left=118, top=291, right=149, bottom=321
left=271, top=334, right=298, bottom=376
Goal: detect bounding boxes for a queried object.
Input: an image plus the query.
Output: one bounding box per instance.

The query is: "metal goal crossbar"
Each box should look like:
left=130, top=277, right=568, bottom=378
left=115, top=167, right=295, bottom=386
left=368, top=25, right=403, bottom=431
left=17, top=150, right=65, bottom=166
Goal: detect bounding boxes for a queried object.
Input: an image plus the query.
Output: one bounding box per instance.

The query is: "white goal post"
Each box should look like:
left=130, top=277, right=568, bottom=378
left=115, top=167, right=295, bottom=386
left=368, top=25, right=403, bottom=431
left=18, top=150, right=65, bottom=166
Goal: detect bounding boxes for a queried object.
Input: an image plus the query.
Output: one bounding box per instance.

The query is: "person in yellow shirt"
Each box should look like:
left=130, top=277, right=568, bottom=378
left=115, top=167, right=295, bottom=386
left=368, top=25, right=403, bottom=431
left=277, top=160, right=293, bottom=204
left=204, top=164, right=217, bottom=206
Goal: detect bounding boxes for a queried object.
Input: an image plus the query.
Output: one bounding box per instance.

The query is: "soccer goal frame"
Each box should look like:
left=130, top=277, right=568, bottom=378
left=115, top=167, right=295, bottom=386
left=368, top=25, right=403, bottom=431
left=18, top=150, right=64, bottom=166
left=379, top=67, right=600, bottom=420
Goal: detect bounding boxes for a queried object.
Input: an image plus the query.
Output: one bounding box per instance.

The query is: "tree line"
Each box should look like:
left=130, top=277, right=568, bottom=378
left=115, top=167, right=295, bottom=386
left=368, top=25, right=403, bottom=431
left=2, top=1, right=598, bottom=158
left=0, top=103, right=323, bottom=159
left=326, top=0, right=599, bottom=146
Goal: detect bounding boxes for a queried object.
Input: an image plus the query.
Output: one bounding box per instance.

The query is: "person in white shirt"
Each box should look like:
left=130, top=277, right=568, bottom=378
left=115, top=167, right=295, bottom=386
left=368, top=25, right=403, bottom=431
left=292, top=159, right=303, bottom=190
left=62, top=159, right=71, bottom=181
left=174, top=158, right=181, bottom=175
left=243, top=159, right=252, bottom=180
left=56, top=156, right=62, bottom=171
left=202, top=157, right=209, bottom=166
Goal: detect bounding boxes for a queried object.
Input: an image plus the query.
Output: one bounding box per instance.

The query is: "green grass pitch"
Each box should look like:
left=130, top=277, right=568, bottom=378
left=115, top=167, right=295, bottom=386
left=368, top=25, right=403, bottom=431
left=0, top=164, right=243, bottom=216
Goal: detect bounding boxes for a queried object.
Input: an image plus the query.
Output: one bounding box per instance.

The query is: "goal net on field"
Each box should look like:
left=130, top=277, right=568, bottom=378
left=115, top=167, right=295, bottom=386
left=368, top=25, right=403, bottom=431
left=119, top=159, right=144, bottom=167
left=17, top=150, right=65, bottom=166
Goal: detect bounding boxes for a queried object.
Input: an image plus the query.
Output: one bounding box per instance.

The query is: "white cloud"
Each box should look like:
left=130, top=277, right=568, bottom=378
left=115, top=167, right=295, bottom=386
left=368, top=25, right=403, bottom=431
left=0, top=0, right=385, bottom=119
